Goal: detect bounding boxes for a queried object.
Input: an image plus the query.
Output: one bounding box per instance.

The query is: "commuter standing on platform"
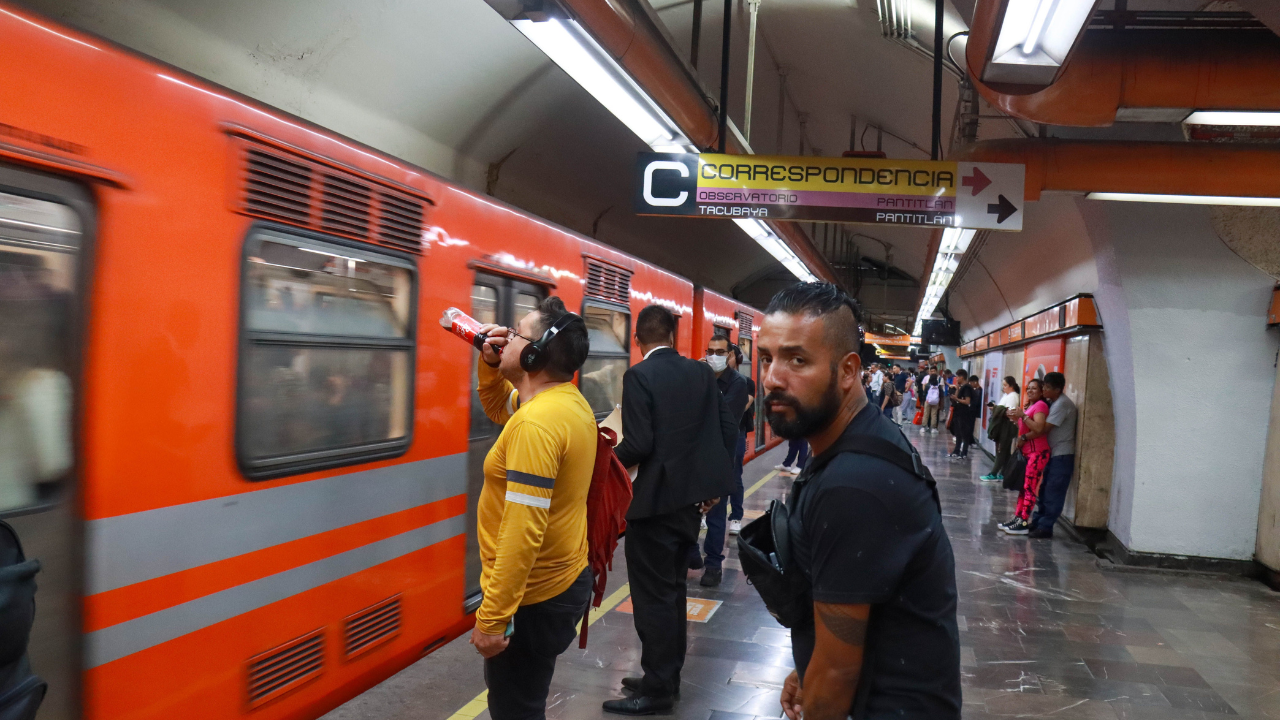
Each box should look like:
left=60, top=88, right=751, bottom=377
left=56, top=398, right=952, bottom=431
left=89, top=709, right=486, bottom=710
left=776, top=437, right=810, bottom=475
left=1029, top=372, right=1078, bottom=539
left=921, top=367, right=942, bottom=434
left=604, top=305, right=736, bottom=715
left=470, top=297, right=596, bottom=720
left=692, top=334, right=750, bottom=587
left=756, top=282, right=960, bottom=720
left=1000, top=378, right=1051, bottom=536
left=980, top=377, right=1020, bottom=482
left=892, top=365, right=909, bottom=424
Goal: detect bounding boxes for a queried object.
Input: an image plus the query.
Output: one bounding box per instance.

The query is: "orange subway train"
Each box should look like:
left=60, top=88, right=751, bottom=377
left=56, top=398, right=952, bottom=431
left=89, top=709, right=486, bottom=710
left=0, top=5, right=779, bottom=720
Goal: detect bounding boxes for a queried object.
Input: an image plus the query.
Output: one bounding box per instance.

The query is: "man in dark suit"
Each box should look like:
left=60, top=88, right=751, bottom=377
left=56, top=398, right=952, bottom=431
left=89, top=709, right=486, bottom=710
left=603, top=305, right=736, bottom=715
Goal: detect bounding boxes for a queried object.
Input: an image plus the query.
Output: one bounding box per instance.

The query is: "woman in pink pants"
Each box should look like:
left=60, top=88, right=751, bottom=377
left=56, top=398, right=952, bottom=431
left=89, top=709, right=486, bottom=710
left=998, top=378, right=1050, bottom=536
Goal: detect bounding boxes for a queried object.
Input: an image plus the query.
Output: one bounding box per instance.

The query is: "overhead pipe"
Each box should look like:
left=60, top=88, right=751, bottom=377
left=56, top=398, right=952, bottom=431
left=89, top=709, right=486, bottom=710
left=557, top=0, right=838, bottom=283
left=966, top=0, right=1280, bottom=126
left=953, top=139, right=1280, bottom=201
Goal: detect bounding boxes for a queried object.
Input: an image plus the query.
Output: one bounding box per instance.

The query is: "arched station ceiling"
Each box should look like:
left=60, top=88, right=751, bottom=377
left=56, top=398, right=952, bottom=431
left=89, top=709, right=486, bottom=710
left=12, top=0, right=990, bottom=318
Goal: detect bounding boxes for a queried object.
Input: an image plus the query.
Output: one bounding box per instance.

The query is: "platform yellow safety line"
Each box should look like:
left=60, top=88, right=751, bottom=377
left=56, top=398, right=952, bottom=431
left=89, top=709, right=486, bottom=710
left=446, top=583, right=632, bottom=720
left=447, top=468, right=783, bottom=720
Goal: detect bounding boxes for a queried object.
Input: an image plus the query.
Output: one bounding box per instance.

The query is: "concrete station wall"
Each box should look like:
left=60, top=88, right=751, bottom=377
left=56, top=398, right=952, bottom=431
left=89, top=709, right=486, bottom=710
left=952, top=194, right=1280, bottom=562
left=1081, top=200, right=1278, bottom=561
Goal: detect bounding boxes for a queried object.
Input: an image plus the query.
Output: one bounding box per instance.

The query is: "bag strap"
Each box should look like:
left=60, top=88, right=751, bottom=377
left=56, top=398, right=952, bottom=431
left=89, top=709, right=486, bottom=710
left=802, top=432, right=940, bottom=512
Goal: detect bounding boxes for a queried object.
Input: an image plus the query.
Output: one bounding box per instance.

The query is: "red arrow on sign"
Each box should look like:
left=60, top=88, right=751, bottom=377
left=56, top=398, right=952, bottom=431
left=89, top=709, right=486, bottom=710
left=962, top=167, right=991, bottom=196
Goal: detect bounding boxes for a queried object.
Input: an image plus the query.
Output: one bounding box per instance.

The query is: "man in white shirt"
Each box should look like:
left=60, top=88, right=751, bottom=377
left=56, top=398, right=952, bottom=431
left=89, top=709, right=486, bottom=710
left=1029, top=372, right=1078, bottom=539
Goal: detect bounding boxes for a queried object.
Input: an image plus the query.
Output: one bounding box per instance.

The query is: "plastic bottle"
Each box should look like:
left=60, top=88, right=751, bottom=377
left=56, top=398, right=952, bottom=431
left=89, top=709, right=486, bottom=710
left=440, top=307, right=498, bottom=353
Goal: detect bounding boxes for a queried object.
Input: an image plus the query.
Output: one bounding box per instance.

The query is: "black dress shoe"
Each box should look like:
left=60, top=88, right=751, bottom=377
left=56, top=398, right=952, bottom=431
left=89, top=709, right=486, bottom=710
left=621, top=677, right=679, bottom=699
left=603, top=695, right=675, bottom=715
left=700, top=567, right=723, bottom=587
left=687, top=554, right=704, bottom=571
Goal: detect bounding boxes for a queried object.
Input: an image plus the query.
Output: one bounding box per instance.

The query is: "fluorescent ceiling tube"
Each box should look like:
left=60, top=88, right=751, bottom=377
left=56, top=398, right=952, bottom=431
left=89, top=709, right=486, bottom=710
left=512, top=19, right=694, bottom=152
left=733, top=219, right=818, bottom=282
left=1184, top=111, right=1280, bottom=128
left=986, top=0, right=1094, bottom=86
left=1087, top=192, right=1280, bottom=207
left=938, top=228, right=976, bottom=255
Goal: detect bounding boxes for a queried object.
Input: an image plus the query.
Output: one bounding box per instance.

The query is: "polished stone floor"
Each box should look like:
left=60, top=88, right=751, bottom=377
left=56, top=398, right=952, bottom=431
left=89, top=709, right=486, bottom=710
left=325, top=423, right=1280, bottom=720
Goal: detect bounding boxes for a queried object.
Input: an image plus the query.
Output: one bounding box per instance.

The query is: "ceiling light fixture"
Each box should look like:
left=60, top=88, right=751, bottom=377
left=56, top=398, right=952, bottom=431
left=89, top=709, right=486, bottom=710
left=1087, top=192, right=1280, bottom=207
left=511, top=17, right=823, bottom=282
left=512, top=18, right=695, bottom=153
left=734, top=219, right=818, bottom=282
left=910, top=228, right=978, bottom=337
left=1183, top=111, right=1280, bottom=128
left=985, top=0, right=1095, bottom=86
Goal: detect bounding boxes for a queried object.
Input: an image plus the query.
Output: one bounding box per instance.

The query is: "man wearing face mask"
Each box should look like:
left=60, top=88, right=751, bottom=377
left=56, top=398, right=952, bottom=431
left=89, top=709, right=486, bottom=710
left=690, top=334, right=750, bottom=587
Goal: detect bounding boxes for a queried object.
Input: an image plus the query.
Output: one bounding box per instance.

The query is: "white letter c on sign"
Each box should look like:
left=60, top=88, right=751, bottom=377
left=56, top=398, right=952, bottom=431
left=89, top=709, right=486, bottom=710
left=643, top=161, right=689, bottom=207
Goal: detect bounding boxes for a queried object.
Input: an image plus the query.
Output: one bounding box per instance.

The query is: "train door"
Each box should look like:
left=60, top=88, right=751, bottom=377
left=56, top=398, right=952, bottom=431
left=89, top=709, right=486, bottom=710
left=464, top=273, right=544, bottom=609
left=0, top=164, right=93, bottom=720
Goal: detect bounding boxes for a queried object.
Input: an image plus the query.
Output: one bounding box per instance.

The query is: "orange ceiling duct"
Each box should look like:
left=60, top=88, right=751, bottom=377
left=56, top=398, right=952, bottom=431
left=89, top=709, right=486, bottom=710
left=967, top=0, right=1280, bottom=126
left=557, top=0, right=837, bottom=283
left=954, top=139, right=1280, bottom=201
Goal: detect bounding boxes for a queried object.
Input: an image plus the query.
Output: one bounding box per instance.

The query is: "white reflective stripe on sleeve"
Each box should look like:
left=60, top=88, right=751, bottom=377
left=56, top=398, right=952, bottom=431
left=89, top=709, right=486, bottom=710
left=504, top=490, right=551, bottom=509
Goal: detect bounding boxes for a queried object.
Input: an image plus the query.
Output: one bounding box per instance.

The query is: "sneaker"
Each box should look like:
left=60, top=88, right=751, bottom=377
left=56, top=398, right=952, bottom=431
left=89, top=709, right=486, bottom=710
left=1003, top=518, right=1030, bottom=535
left=995, top=474, right=1004, bottom=480
left=700, top=515, right=707, bottom=531
left=729, top=520, right=742, bottom=535
left=980, top=474, right=999, bottom=482
left=919, top=427, right=927, bottom=435
left=996, top=517, right=1017, bottom=530
left=775, top=464, right=789, bottom=471
left=700, top=567, right=723, bottom=587
left=931, top=428, right=939, bottom=434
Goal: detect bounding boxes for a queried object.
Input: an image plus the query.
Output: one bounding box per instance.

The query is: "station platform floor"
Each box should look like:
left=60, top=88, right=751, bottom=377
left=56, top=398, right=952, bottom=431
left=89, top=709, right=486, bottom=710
left=324, top=423, right=1280, bottom=720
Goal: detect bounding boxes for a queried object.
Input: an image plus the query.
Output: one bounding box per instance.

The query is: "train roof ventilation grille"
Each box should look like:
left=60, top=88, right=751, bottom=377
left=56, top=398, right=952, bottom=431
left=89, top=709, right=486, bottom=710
left=245, top=148, right=312, bottom=225
left=344, top=594, right=401, bottom=661
left=236, top=139, right=430, bottom=255
left=585, top=260, right=631, bottom=305
left=321, top=174, right=372, bottom=238
left=377, top=193, right=425, bottom=255
left=246, top=629, right=324, bottom=710
left=737, top=312, right=754, bottom=340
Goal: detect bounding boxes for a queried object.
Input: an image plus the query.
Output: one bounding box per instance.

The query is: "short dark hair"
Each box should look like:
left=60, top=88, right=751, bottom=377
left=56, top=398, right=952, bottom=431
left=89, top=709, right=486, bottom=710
left=968, top=374, right=980, bottom=384
left=635, top=304, right=676, bottom=345
left=1004, top=376, right=1020, bottom=393
left=956, top=369, right=969, bottom=379
left=531, top=296, right=589, bottom=380
left=1043, top=372, right=1066, bottom=391
left=764, top=282, right=863, bottom=359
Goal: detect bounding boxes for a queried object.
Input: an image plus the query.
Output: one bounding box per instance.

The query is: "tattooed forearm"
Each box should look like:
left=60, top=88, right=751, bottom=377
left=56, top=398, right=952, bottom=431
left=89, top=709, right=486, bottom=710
left=818, top=610, right=867, bottom=646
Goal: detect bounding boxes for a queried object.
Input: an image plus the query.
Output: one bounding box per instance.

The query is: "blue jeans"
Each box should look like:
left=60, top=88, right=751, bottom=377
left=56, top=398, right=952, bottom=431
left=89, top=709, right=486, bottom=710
left=702, top=433, right=747, bottom=569
left=1030, top=454, right=1075, bottom=534
left=782, top=438, right=809, bottom=469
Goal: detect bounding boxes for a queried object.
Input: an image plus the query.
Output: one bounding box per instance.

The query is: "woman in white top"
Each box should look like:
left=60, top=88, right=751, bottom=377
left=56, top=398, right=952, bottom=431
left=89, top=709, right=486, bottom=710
left=980, top=376, right=1021, bottom=482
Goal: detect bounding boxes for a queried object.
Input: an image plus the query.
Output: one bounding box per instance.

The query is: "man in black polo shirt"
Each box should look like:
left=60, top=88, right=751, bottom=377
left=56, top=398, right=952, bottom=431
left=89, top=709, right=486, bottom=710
left=756, top=282, right=960, bottom=720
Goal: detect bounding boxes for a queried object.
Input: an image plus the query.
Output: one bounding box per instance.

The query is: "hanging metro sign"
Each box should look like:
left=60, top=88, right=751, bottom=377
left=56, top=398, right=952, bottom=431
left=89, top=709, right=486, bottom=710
left=635, top=152, right=1025, bottom=231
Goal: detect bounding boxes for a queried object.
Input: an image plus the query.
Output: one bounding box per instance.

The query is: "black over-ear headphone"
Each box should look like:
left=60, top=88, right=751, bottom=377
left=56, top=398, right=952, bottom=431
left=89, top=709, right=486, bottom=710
left=520, top=312, right=584, bottom=373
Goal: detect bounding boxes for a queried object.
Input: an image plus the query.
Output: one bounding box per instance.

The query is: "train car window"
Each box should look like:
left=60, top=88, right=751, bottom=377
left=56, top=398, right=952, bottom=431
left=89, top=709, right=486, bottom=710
left=238, top=228, right=416, bottom=479
left=514, top=292, right=539, bottom=324
left=472, top=285, right=498, bottom=325
left=579, top=303, right=629, bottom=418
left=738, top=337, right=753, bottom=379
left=0, top=191, right=79, bottom=513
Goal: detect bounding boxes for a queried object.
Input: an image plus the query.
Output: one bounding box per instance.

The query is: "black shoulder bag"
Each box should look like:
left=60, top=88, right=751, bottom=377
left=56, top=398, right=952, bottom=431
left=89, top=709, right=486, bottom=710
left=0, top=521, right=44, bottom=720
left=737, top=433, right=940, bottom=629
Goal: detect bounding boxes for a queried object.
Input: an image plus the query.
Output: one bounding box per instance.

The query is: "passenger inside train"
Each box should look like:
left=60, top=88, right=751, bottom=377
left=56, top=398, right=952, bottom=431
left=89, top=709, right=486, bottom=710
left=2, top=1, right=1280, bottom=719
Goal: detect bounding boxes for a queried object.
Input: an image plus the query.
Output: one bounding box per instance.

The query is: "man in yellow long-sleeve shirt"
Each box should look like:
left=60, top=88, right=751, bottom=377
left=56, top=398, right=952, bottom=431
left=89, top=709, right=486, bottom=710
left=471, top=296, right=596, bottom=720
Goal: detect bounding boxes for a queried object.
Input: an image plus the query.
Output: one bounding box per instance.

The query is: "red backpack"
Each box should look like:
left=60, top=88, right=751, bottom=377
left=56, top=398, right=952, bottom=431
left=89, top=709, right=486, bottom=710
left=578, top=426, right=632, bottom=648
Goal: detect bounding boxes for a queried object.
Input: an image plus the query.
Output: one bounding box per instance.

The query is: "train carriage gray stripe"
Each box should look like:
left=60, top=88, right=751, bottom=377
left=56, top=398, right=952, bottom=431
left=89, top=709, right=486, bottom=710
left=87, top=454, right=467, bottom=595
left=85, top=515, right=466, bottom=668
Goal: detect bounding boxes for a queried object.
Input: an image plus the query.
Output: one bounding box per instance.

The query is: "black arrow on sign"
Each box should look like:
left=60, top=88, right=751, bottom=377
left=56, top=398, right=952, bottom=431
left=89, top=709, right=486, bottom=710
left=987, top=194, right=1018, bottom=224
